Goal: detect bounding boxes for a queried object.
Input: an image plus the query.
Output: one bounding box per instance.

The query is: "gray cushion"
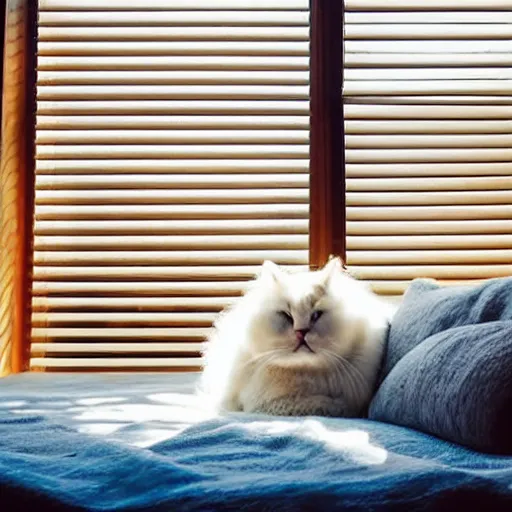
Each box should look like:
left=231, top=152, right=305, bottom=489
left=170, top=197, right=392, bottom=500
left=369, top=278, right=512, bottom=454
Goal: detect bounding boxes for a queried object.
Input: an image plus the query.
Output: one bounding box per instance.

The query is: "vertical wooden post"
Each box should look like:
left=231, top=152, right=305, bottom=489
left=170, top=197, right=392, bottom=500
left=0, top=0, right=36, bottom=376
left=309, top=0, right=345, bottom=269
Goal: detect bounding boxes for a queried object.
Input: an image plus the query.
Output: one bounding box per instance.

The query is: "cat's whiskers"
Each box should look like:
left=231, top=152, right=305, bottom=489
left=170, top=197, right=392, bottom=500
left=320, top=348, right=370, bottom=400
left=327, top=349, right=369, bottom=390
left=330, top=354, right=359, bottom=402
left=241, top=348, right=288, bottom=372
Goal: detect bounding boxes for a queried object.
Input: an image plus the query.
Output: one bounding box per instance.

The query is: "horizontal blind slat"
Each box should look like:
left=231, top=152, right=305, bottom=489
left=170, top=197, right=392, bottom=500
left=346, top=12, right=512, bottom=23
left=348, top=249, right=512, bottom=264
left=346, top=134, right=512, bottom=149
left=34, top=234, right=309, bottom=251
left=31, top=327, right=211, bottom=340
left=347, top=220, right=512, bottom=236
left=36, top=145, right=309, bottom=160
left=346, top=68, right=512, bottom=80
left=31, top=343, right=205, bottom=354
left=37, top=115, right=309, bottom=130
left=39, top=0, right=308, bottom=10
left=350, top=265, right=512, bottom=281
left=346, top=148, right=512, bottom=163
left=37, top=85, right=309, bottom=100
left=346, top=53, right=512, bottom=67
left=36, top=160, right=309, bottom=174
left=34, top=250, right=308, bottom=265
left=31, top=343, right=204, bottom=355
left=33, top=265, right=308, bottom=280
left=37, top=100, right=309, bottom=115
left=347, top=205, right=512, bottom=221
left=36, top=129, right=310, bottom=145
left=39, top=11, right=309, bottom=26
left=347, top=162, right=512, bottom=177
left=345, top=120, right=512, bottom=135
left=347, top=236, right=512, bottom=250
left=345, top=25, right=512, bottom=40
left=36, top=175, right=308, bottom=190
left=32, top=281, right=249, bottom=296
left=346, top=96, right=512, bottom=105
left=346, top=40, right=512, bottom=54
left=347, top=176, right=512, bottom=192
left=344, top=81, right=512, bottom=96
left=38, top=71, right=309, bottom=86
left=38, top=26, right=309, bottom=41
left=35, top=204, right=310, bottom=220
left=38, top=56, right=309, bottom=70
left=30, top=358, right=203, bottom=370
left=32, top=297, right=235, bottom=312
left=34, top=219, right=309, bottom=235
left=32, top=312, right=216, bottom=325
left=345, top=104, right=512, bottom=119
left=347, top=191, right=512, bottom=206
left=38, top=41, right=310, bottom=56
left=35, top=189, right=309, bottom=205
left=345, top=1, right=512, bottom=11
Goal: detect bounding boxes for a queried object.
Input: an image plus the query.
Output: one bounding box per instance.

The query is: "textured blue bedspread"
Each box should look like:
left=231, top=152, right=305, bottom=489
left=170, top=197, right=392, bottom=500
left=1, top=374, right=512, bottom=511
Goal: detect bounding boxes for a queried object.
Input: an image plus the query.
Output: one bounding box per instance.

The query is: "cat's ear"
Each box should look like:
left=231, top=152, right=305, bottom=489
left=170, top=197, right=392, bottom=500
left=320, top=256, right=344, bottom=285
left=259, top=260, right=284, bottom=286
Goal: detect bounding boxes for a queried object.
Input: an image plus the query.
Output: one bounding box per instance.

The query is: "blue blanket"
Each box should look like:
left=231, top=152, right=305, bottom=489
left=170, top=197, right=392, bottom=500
left=1, top=396, right=512, bottom=511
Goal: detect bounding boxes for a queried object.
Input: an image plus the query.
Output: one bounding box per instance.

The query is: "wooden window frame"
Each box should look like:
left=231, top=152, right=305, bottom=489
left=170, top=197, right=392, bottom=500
left=1, top=0, right=38, bottom=375
left=309, top=0, right=345, bottom=269
left=0, top=0, right=345, bottom=375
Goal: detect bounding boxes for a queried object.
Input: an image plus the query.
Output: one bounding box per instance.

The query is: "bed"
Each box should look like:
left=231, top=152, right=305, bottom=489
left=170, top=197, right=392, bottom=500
left=1, top=371, right=512, bottom=511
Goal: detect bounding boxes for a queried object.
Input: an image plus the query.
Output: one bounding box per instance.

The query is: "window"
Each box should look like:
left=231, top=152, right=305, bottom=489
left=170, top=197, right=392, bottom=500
left=32, top=0, right=313, bottom=371
left=2, top=0, right=323, bottom=374
left=1, top=0, right=511, bottom=375
left=344, top=0, right=512, bottom=299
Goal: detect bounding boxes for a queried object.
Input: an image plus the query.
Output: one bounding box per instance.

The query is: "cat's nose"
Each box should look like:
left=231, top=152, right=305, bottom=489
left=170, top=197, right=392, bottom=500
left=295, top=328, right=309, bottom=342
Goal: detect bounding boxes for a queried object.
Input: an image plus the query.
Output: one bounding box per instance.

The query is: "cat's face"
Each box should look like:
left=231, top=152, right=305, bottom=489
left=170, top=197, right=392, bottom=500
left=245, top=258, right=354, bottom=367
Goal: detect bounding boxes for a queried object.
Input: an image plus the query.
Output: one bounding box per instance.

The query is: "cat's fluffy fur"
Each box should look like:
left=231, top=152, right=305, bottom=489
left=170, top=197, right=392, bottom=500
left=199, top=258, right=395, bottom=417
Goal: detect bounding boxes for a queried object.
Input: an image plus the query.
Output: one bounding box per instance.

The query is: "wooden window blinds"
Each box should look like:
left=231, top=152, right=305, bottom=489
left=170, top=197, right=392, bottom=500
left=31, top=0, right=311, bottom=371
left=3, top=0, right=510, bottom=374
left=343, top=0, right=512, bottom=300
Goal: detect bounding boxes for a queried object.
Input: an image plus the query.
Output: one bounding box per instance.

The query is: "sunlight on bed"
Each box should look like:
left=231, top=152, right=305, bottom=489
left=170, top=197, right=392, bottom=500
left=0, top=400, right=27, bottom=408
left=241, top=419, right=388, bottom=465
left=65, top=392, right=214, bottom=446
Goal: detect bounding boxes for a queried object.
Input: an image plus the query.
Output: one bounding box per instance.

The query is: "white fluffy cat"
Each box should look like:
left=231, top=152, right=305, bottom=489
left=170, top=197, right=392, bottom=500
left=199, top=257, right=395, bottom=417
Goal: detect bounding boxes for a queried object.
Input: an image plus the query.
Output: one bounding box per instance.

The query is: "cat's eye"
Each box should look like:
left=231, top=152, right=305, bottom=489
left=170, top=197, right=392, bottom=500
left=311, top=310, right=323, bottom=323
left=278, top=311, right=293, bottom=323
